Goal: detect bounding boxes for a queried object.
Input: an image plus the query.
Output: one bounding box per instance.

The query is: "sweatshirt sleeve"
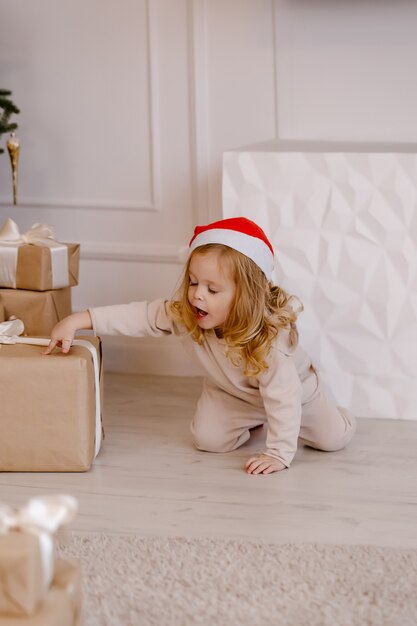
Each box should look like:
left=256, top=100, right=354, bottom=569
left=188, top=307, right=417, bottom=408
left=88, top=298, right=175, bottom=338
left=258, top=346, right=302, bottom=468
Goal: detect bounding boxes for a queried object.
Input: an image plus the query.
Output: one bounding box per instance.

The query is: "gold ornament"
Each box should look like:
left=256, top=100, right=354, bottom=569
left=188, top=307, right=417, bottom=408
left=7, top=132, right=20, bottom=205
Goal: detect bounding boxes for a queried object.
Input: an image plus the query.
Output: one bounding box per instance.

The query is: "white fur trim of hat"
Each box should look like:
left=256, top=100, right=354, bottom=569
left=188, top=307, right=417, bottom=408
left=188, top=217, right=274, bottom=280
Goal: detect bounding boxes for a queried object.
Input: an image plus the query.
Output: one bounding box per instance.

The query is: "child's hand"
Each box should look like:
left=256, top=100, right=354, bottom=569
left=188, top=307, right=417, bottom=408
left=43, top=311, right=92, bottom=355
left=43, top=317, right=77, bottom=354
left=245, top=454, right=286, bottom=475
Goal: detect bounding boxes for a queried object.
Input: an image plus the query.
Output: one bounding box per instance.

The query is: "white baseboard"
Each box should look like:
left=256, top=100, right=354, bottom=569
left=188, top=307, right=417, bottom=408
left=100, top=334, right=204, bottom=377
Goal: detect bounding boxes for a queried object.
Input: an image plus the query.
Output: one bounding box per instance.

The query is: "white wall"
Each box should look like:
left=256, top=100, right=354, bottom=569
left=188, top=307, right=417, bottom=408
left=274, top=0, right=417, bottom=143
left=1, top=0, right=416, bottom=374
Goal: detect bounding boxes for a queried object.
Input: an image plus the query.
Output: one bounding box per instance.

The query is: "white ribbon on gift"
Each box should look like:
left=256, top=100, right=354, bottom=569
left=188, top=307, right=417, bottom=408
left=0, top=495, right=78, bottom=595
left=0, top=218, right=69, bottom=289
left=0, top=319, right=102, bottom=458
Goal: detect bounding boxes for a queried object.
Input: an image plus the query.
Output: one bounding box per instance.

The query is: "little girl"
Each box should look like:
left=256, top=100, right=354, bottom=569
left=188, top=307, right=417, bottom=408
left=44, top=217, right=356, bottom=474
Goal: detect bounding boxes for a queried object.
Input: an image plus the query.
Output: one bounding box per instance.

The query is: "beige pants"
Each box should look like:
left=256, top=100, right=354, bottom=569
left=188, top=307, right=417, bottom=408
left=191, top=377, right=356, bottom=455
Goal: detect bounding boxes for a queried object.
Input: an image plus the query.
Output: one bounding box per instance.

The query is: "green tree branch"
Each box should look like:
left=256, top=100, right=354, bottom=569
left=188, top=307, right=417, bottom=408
left=0, top=89, right=20, bottom=154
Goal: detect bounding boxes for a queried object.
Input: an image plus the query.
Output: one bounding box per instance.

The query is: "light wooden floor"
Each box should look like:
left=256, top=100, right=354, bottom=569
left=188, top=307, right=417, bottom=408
left=1, top=373, right=417, bottom=548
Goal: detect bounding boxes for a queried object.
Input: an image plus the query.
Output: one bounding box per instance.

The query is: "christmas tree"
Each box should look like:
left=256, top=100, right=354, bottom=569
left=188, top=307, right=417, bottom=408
left=0, top=89, right=20, bottom=154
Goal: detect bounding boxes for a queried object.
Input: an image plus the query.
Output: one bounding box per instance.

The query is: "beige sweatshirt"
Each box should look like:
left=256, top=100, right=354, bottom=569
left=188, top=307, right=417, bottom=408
left=90, top=298, right=317, bottom=466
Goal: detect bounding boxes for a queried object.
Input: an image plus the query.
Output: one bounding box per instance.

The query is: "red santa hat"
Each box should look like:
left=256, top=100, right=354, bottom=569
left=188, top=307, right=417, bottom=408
left=189, top=217, right=274, bottom=280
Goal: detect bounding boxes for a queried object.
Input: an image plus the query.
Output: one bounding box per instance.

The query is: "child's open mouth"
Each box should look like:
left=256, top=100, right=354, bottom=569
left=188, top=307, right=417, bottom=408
left=195, top=307, right=208, bottom=319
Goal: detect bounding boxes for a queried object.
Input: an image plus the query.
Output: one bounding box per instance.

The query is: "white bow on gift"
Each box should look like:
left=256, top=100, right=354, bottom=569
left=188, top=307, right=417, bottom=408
left=0, top=495, right=78, bottom=593
left=0, top=319, right=103, bottom=457
left=0, top=218, right=58, bottom=246
left=0, top=318, right=50, bottom=346
left=0, top=218, right=69, bottom=289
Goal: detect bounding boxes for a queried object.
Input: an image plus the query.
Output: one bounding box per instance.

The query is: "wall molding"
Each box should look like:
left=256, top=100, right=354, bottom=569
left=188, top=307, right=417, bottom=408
left=0, top=0, right=161, bottom=214
left=0, top=195, right=157, bottom=212
left=188, top=0, right=210, bottom=225
left=146, top=0, right=162, bottom=210
left=271, top=0, right=279, bottom=140
left=80, top=240, right=183, bottom=264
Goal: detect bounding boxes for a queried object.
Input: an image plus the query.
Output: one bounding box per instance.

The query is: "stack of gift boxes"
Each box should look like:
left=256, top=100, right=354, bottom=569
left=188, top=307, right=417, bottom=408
left=0, top=495, right=83, bottom=625
left=0, top=218, right=77, bottom=334
left=0, top=217, right=101, bottom=622
left=0, top=217, right=104, bottom=472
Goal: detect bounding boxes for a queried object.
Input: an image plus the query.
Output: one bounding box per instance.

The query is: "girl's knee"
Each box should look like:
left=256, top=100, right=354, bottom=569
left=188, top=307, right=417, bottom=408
left=301, top=408, right=357, bottom=452
left=191, top=420, right=225, bottom=452
left=193, top=432, right=226, bottom=453
left=335, top=408, right=357, bottom=449
left=191, top=421, right=250, bottom=453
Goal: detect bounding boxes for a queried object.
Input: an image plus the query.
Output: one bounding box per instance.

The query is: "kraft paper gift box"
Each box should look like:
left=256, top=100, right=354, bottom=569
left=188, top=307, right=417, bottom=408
left=0, top=560, right=82, bottom=625
left=0, top=587, right=75, bottom=626
left=0, top=218, right=80, bottom=291
left=0, top=335, right=103, bottom=471
left=0, top=532, right=44, bottom=615
left=0, top=495, right=79, bottom=621
left=0, top=287, right=72, bottom=336
left=53, top=558, right=83, bottom=626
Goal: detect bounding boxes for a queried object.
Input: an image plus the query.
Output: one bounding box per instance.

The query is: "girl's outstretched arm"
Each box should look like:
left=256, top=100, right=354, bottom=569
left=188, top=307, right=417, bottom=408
left=43, top=311, right=93, bottom=354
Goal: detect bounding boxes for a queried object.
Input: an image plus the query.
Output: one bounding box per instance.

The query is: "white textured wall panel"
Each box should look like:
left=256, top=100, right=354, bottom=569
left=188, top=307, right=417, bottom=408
left=223, top=148, right=417, bottom=419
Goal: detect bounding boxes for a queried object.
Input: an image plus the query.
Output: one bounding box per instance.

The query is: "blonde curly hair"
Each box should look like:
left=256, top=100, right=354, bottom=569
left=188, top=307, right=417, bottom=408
left=169, top=244, right=302, bottom=376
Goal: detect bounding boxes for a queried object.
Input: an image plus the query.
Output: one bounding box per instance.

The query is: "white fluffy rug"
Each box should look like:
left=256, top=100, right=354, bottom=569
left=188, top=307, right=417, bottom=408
left=61, top=533, right=417, bottom=626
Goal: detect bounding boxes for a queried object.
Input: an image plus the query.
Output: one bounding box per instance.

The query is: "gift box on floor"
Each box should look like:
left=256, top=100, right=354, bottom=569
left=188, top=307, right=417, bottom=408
left=0, top=287, right=72, bottom=336
left=0, top=334, right=103, bottom=472
left=4, top=560, right=85, bottom=626
left=0, top=496, right=82, bottom=625
left=0, top=586, right=75, bottom=626
left=0, top=532, right=44, bottom=615
left=0, top=218, right=80, bottom=291
left=53, top=558, right=83, bottom=626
